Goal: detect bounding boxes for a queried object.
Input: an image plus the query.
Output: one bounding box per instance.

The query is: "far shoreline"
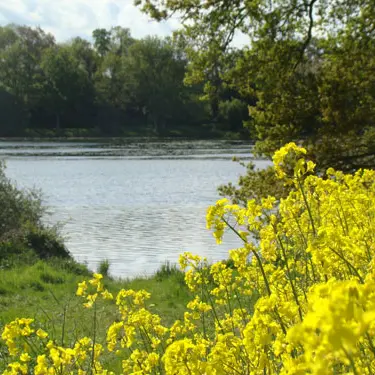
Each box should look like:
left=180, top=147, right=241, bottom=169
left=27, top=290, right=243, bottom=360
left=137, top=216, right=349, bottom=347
left=0, top=135, right=252, bottom=143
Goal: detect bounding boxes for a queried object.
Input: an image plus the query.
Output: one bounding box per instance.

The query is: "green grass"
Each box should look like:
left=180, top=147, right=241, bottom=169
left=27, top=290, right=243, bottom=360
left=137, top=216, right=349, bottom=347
left=0, top=125, right=247, bottom=142
left=0, top=258, right=191, bottom=371
left=0, top=258, right=191, bottom=372
left=0, top=260, right=190, bottom=324
left=0, top=257, right=258, bottom=372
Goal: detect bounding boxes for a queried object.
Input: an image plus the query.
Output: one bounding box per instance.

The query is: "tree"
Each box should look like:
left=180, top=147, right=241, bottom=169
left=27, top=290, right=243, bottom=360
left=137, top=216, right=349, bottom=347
left=0, top=23, right=241, bottom=138
left=94, top=28, right=134, bottom=110
left=109, top=26, right=134, bottom=56
left=0, top=25, right=55, bottom=122
left=93, top=50, right=131, bottom=135
left=137, top=0, right=375, bottom=170
left=92, top=28, right=111, bottom=57
left=0, top=89, right=25, bottom=136
left=40, top=45, right=91, bottom=129
left=69, top=37, right=98, bottom=80
left=218, top=98, right=249, bottom=132
left=121, top=36, right=189, bottom=133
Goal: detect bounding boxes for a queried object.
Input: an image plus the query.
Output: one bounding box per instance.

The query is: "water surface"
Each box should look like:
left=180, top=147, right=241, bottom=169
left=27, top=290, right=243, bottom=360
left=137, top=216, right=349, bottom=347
left=0, top=139, right=270, bottom=277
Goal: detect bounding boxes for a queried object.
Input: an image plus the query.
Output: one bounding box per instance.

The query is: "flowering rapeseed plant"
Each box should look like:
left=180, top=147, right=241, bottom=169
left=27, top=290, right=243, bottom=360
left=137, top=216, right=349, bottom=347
left=3, top=142, right=375, bottom=374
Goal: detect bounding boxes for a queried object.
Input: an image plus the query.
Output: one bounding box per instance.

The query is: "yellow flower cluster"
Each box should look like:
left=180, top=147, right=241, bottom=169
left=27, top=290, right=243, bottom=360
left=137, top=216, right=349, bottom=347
left=76, top=273, right=114, bottom=308
left=1, top=318, right=106, bottom=375
left=3, top=142, right=375, bottom=374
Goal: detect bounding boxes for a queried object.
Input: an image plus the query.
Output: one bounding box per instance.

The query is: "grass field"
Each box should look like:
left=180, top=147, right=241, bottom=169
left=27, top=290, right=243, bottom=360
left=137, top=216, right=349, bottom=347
left=0, top=259, right=191, bottom=372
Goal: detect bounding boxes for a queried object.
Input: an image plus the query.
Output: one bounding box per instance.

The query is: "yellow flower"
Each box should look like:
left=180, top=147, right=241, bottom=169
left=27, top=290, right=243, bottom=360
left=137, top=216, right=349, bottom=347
left=19, top=352, right=31, bottom=362
left=36, top=328, right=48, bottom=339
left=76, top=281, right=88, bottom=296
left=101, top=289, right=114, bottom=300
left=4, top=144, right=375, bottom=375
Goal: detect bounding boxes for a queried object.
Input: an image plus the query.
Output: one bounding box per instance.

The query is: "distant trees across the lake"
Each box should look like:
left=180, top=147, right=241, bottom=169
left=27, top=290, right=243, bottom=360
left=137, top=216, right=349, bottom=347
left=0, top=25, right=250, bottom=138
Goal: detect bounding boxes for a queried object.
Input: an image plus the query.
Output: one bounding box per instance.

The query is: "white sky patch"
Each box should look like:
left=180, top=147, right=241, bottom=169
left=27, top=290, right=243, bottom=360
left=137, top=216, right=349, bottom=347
left=0, top=0, right=248, bottom=47
left=0, top=0, right=180, bottom=42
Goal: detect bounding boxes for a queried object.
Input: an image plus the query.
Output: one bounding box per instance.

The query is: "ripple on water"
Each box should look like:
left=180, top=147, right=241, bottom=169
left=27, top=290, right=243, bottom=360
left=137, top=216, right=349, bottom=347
left=3, top=140, right=270, bottom=277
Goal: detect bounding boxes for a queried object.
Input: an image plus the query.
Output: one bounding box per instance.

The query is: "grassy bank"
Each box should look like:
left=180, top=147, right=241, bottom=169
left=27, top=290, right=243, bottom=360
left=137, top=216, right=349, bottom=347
left=0, top=258, right=190, bottom=329
left=0, top=133, right=245, bottom=143
left=0, top=259, right=190, bottom=371
left=0, top=155, right=191, bottom=372
left=5, top=144, right=375, bottom=373
left=0, top=124, right=248, bottom=142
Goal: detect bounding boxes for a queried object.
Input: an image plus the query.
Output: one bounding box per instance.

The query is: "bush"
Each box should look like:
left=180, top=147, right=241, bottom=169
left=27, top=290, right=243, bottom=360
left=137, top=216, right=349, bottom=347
left=0, top=241, right=38, bottom=270
left=0, top=161, right=70, bottom=263
left=98, top=259, right=110, bottom=277
left=0, top=161, right=44, bottom=240
left=25, top=226, right=70, bottom=259
left=3, top=143, right=375, bottom=374
left=155, top=261, right=185, bottom=283
left=218, top=160, right=290, bottom=205
left=47, top=258, right=91, bottom=276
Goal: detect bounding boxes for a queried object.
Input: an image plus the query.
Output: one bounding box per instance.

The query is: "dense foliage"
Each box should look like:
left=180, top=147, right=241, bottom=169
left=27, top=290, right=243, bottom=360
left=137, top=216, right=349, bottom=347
left=0, top=24, right=250, bottom=138
left=0, top=161, right=69, bottom=267
left=3, top=143, right=375, bottom=374
left=137, top=0, right=375, bottom=171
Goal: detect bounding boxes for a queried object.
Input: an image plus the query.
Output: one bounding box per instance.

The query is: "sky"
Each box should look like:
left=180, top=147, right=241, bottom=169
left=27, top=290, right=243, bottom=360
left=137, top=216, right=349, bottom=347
left=0, top=0, right=182, bottom=42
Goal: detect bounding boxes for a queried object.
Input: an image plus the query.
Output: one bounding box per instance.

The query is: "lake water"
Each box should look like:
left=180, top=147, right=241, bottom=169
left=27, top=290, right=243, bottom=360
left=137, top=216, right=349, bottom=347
left=0, top=139, right=270, bottom=278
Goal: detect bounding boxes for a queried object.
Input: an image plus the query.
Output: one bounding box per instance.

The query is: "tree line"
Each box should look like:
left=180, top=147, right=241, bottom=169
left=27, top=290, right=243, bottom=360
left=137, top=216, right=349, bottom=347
left=0, top=25, right=250, bottom=138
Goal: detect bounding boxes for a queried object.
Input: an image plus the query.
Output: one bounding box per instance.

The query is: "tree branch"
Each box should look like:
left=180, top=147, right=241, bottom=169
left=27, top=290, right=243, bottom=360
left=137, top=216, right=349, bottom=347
left=294, top=0, right=318, bottom=70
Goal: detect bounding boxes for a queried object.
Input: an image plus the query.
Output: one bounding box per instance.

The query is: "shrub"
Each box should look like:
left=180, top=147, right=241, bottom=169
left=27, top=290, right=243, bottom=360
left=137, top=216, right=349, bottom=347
left=4, top=143, right=375, bottom=374
left=47, top=258, right=91, bottom=276
left=0, top=161, right=44, bottom=240
left=218, top=160, right=290, bottom=205
left=98, top=259, right=110, bottom=277
left=25, top=226, right=70, bottom=259
left=39, top=271, right=65, bottom=285
left=0, top=161, right=70, bottom=263
left=155, top=261, right=184, bottom=282
left=0, top=241, right=38, bottom=270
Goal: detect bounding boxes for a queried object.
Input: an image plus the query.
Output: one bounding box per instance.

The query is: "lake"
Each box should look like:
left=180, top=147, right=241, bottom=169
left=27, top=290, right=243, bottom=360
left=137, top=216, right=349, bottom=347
left=0, top=139, right=270, bottom=278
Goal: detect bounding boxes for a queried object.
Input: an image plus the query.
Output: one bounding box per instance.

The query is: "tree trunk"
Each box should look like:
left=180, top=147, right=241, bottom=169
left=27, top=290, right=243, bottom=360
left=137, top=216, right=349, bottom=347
left=55, top=113, right=60, bottom=129
left=153, top=117, right=158, bottom=134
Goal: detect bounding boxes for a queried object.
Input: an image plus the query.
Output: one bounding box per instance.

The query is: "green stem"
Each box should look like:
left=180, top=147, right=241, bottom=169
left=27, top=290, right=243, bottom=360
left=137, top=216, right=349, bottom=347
left=366, top=333, right=375, bottom=356
left=90, top=302, right=97, bottom=375
left=61, top=304, right=67, bottom=347
left=328, top=246, right=364, bottom=284
left=342, top=346, right=359, bottom=375
left=203, top=287, right=224, bottom=332
left=298, top=179, right=316, bottom=236
left=221, top=216, right=272, bottom=296
left=277, top=235, right=303, bottom=321
left=201, top=286, right=207, bottom=340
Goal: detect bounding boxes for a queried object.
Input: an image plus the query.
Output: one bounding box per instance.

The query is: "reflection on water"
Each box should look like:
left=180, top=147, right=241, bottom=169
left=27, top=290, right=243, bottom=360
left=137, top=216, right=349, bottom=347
left=0, top=139, right=270, bottom=277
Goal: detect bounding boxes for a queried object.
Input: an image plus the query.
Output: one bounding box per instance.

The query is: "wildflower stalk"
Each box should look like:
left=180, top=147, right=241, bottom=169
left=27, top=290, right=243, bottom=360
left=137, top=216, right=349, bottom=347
left=277, top=235, right=303, bottom=321
left=291, top=210, right=317, bottom=283
left=342, top=347, right=359, bottom=375
left=201, top=286, right=207, bottom=340
left=297, top=179, right=317, bottom=236
left=221, top=216, right=272, bottom=296
left=328, top=246, right=364, bottom=283
left=90, top=302, right=97, bottom=375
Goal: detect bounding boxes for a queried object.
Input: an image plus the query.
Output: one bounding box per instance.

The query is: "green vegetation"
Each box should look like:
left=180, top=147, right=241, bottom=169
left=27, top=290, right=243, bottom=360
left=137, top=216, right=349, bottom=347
left=0, top=259, right=190, bottom=333
left=97, top=260, right=111, bottom=278
left=0, top=258, right=191, bottom=372
left=0, top=24, right=250, bottom=139
left=0, top=159, right=191, bottom=371
left=0, top=161, right=69, bottom=270
left=1, top=0, right=375, bottom=372
left=4, top=146, right=375, bottom=373
left=136, top=0, right=375, bottom=200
